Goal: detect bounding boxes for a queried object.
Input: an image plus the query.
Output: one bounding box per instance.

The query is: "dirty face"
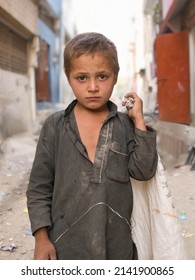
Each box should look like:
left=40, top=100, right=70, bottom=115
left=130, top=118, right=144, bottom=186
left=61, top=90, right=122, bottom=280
left=68, top=53, right=117, bottom=111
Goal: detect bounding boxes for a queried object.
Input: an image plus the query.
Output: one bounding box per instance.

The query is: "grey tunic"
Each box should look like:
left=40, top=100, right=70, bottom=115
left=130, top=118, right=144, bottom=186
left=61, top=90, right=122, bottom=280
left=27, top=100, right=158, bottom=259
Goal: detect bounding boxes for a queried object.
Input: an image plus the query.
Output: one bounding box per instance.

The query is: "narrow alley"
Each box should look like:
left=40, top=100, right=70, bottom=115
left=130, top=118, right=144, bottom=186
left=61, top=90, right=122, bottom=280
left=0, top=0, right=195, bottom=263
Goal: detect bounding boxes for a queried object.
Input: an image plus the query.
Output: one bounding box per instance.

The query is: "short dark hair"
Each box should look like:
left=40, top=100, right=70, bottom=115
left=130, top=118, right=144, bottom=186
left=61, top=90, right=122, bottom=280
left=64, top=32, right=120, bottom=79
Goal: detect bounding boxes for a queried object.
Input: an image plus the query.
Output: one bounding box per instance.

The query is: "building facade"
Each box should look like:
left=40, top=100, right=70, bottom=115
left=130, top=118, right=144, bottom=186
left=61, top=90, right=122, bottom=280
left=0, top=0, right=39, bottom=138
left=0, top=0, right=77, bottom=142
left=143, top=0, right=195, bottom=162
left=35, top=0, right=76, bottom=108
left=36, top=0, right=62, bottom=105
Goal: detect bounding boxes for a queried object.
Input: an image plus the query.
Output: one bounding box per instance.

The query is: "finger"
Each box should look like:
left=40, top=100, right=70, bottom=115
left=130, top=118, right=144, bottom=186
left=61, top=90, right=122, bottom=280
left=124, top=91, right=137, bottom=99
left=49, top=250, right=57, bottom=260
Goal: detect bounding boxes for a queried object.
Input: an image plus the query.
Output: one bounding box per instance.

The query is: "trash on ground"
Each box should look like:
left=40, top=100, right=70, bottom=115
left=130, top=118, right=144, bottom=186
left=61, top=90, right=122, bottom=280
left=25, top=230, right=32, bottom=236
left=23, top=207, right=28, bottom=213
left=0, top=243, right=17, bottom=252
left=178, top=211, right=187, bottom=221
left=183, top=232, right=195, bottom=238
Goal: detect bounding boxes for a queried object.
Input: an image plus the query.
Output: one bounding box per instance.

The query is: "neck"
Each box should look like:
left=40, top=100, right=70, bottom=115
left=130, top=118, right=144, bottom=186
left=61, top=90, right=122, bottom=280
left=76, top=102, right=108, bottom=114
left=74, top=102, right=109, bottom=123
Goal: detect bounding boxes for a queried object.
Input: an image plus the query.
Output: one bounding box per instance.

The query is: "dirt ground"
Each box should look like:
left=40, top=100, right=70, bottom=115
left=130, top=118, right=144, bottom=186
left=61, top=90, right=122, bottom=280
left=0, top=132, right=195, bottom=260
left=0, top=133, right=36, bottom=260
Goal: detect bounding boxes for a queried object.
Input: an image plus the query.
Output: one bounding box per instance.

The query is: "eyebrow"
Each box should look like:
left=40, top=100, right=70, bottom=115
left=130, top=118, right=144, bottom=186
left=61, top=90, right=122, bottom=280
left=73, top=70, right=111, bottom=75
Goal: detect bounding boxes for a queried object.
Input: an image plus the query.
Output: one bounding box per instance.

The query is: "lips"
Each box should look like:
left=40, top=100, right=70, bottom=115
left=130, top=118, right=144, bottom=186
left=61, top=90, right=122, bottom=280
left=86, top=96, right=100, bottom=100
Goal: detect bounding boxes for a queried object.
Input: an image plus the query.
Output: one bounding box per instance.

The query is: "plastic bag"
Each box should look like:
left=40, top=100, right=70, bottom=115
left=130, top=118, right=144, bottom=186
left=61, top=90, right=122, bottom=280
left=131, top=155, right=186, bottom=259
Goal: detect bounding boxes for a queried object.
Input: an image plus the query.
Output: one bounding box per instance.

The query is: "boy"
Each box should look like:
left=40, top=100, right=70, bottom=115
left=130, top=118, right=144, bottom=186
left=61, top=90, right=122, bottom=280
left=27, top=32, right=158, bottom=260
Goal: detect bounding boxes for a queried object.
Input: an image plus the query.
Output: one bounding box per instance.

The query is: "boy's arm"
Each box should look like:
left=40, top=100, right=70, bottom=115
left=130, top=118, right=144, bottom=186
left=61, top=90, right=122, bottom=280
left=122, top=91, right=146, bottom=131
left=132, top=116, right=146, bottom=131
left=123, top=92, right=158, bottom=180
left=26, top=115, right=55, bottom=238
left=129, top=126, right=158, bottom=180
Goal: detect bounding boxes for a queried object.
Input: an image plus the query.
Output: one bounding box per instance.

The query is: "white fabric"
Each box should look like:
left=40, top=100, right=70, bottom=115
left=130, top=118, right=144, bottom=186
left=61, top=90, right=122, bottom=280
left=131, top=155, right=186, bottom=260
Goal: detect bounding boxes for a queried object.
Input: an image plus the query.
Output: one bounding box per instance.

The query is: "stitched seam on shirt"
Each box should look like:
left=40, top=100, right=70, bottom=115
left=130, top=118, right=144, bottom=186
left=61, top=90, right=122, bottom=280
left=98, top=122, right=110, bottom=183
left=110, top=149, right=128, bottom=156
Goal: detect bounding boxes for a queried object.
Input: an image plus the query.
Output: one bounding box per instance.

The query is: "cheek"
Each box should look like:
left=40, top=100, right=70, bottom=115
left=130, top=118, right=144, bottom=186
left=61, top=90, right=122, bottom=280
left=105, top=82, right=115, bottom=93
left=70, top=83, right=86, bottom=98
left=69, top=81, right=80, bottom=91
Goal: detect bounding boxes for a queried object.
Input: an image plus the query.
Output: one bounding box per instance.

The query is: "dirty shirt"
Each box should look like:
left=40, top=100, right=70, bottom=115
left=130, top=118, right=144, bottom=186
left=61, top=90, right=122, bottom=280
left=27, top=100, right=158, bottom=260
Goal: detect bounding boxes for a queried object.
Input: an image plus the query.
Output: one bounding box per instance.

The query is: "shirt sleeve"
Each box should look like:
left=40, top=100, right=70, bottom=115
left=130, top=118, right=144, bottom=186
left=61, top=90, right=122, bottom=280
left=26, top=115, right=55, bottom=235
left=128, top=126, right=158, bottom=180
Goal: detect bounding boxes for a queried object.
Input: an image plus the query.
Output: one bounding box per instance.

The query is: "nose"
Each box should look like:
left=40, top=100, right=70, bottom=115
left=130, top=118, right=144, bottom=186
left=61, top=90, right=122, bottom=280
left=88, top=79, right=98, bottom=92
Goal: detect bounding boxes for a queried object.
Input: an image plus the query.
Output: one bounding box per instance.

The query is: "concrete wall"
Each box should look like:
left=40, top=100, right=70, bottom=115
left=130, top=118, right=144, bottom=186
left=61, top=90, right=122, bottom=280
left=0, top=70, right=32, bottom=138
left=0, top=0, right=39, bottom=140
left=156, top=120, right=195, bottom=165
left=0, top=0, right=38, bottom=35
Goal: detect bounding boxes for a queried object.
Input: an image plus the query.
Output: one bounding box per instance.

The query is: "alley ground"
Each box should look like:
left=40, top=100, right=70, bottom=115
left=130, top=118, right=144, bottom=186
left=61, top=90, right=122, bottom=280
left=0, top=118, right=195, bottom=260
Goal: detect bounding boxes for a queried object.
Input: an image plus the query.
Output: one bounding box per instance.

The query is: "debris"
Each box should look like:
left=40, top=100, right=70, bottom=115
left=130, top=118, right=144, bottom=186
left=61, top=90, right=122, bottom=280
left=25, top=230, right=32, bottom=236
left=173, top=172, right=180, bottom=177
left=178, top=211, right=187, bottom=221
left=189, top=196, right=195, bottom=201
left=5, top=173, right=12, bottom=177
left=174, top=164, right=183, bottom=169
left=185, top=145, right=195, bottom=170
left=183, top=232, right=195, bottom=238
left=0, top=243, right=17, bottom=252
left=23, top=207, right=28, bottom=213
left=21, top=197, right=27, bottom=202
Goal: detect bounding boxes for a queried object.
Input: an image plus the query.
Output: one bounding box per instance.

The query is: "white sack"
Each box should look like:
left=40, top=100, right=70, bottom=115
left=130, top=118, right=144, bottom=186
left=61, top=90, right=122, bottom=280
left=131, top=155, right=186, bottom=260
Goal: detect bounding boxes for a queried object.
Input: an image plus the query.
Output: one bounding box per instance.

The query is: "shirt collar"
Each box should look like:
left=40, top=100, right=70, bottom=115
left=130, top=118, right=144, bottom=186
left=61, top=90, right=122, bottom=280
left=64, top=99, right=118, bottom=118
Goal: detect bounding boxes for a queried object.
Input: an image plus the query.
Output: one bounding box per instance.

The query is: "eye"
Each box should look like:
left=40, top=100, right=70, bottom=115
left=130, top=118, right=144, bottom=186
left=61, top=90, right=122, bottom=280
left=99, top=74, right=107, bottom=80
left=77, top=75, right=86, bottom=82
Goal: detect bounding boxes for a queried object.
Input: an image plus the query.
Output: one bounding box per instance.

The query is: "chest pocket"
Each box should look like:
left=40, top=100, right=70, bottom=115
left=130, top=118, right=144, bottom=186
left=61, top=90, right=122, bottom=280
left=106, top=141, right=130, bottom=183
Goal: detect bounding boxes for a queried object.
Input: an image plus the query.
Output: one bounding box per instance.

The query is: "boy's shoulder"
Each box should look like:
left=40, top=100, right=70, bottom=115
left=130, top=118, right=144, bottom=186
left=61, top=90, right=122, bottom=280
left=117, top=111, right=131, bottom=121
left=39, top=110, right=65, bottom=137
left=44, top=109, right=65, bottom=123
left=42, top=110, right=65, bottom=133
left=116, top=111, right=134, bottom=129
left=117, top=111, right=128, bottom=118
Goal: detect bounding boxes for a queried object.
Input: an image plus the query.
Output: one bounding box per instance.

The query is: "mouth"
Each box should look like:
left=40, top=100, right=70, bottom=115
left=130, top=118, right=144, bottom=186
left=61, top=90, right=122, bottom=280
left=85, top=96, right=100, bottom=100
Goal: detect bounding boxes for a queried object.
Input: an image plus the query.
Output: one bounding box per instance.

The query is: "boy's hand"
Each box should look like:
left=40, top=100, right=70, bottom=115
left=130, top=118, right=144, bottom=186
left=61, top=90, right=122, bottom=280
left=34, top=238, right=57, bottom=260
left=34, top=227, right=57, bottom=260
left=122, top=92, right=147, bottom=131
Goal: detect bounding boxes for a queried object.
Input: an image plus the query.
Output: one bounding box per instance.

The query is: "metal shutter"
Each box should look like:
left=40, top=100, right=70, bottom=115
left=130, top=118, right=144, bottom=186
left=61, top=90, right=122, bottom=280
left=0, top=22, right=27, bottom=74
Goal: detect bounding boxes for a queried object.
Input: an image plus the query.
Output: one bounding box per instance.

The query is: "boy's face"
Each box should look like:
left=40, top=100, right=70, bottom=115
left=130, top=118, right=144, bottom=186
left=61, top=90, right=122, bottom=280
left=68, top=53, right=117, bottom=111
